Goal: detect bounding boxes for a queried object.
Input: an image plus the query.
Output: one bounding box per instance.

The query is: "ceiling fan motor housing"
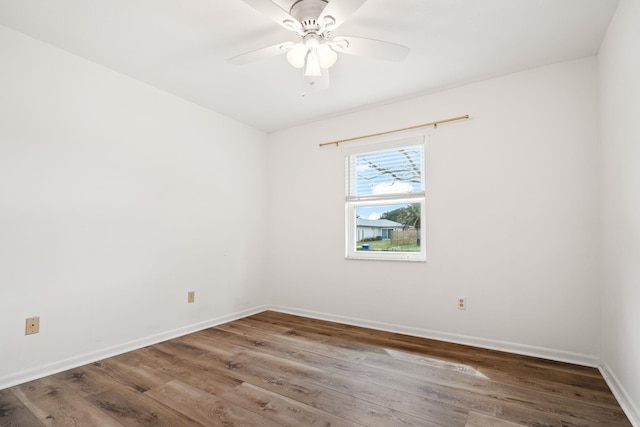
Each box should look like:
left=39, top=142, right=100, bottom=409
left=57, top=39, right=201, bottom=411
left=290, top=0, right=329, bottom=33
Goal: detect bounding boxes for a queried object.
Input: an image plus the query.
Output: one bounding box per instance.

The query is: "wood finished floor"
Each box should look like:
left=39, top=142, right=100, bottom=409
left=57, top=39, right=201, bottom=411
left=0, top=311, right=631, bottom=427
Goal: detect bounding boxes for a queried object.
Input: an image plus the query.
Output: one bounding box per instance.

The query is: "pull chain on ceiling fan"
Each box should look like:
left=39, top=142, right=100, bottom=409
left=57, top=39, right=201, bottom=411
left=228, top=0, right=410, bottom=91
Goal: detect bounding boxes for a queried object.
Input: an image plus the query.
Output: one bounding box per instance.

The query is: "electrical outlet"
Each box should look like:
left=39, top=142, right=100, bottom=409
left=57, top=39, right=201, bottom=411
left=457, top=297, right=467, bottom=310
left=25, top=316, right=40, bottom=335
left=188, top=291, right=195, bottom=303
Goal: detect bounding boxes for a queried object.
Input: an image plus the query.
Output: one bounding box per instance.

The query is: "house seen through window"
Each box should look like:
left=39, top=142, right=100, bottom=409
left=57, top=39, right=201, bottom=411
left=345, top=135, right=426, bottom=261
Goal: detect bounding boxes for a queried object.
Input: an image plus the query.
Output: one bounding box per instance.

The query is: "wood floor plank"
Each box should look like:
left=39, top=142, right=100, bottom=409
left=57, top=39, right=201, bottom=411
left=0, top=389, right=46, bottom=427
left=49, top=361, right=205, bottom=426
left=132, top=346, right=243, bottom=397
left=89, top=350, right=174, bottom=393
left=213, top=321, right=371, bottom=364
left=220, top=382, right=359, bottom=427
left=145, top=379, right=281, bottom=427
left=465, top=411, right=528, bottom=427
left=51, top=363, right=118, bottom=398
left=86, top=383, right=203, bottom=427
left=12, top=377, right=124, bottom=426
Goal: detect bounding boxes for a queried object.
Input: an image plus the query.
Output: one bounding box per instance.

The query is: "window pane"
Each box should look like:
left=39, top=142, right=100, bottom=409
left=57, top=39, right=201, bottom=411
left=345, top=137, right=426, bottom=261
left=351, top=144, right=424, bottom=197
left=355, top=203, right=421, bottom=252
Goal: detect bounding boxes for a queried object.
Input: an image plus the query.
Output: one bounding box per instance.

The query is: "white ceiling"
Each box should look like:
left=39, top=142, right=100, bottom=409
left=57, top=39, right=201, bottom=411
left=0, top=0, right=619, bottom=132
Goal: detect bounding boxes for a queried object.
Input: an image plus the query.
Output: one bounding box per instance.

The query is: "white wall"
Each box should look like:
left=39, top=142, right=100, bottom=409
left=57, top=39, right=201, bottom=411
left=598, top=0, right=640, bottom=422
left=0, top=25, right=268, bottom=388
left=267, top=57, right=601, bottom=363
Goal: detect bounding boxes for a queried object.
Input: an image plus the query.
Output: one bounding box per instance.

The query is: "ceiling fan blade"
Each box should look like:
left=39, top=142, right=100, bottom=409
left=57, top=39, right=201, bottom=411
left=331, top=36, right=410, bottom=62
left=319, top=0, right=367, bottom=31
left=228, top=42, right=292, bottom=65
left=240, top=0, right=301, bottom=32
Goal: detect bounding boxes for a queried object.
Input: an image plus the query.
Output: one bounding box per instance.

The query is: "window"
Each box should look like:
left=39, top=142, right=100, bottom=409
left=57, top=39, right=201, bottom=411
left=345, top=135, right=426, bottom=261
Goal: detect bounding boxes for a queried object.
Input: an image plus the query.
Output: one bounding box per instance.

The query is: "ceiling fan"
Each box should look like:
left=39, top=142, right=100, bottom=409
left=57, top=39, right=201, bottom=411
left=228, top=0, right=410, bottom=92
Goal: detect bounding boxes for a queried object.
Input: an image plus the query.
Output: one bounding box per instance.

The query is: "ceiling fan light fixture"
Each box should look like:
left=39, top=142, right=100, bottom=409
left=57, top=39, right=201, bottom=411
left=286, top=42, right=307, bottom=68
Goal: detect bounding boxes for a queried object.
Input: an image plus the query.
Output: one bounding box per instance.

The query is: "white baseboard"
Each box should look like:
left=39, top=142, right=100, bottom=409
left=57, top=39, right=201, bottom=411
left=599, top=361, right=640, bottom=427
left=268, top=305, right=600, bottom=367
left=0, top=305, right=267, bottom=391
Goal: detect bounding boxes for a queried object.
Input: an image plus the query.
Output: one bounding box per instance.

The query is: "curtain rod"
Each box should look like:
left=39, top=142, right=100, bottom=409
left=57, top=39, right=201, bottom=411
left=319, top=114, right=470, bottom=148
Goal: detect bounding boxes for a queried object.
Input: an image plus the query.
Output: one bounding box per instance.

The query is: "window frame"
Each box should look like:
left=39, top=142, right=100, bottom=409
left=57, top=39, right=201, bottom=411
left=344, top=132, right=427, bottom=262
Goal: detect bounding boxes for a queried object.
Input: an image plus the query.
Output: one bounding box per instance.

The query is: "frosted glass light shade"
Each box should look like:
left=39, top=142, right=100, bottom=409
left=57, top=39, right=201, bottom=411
left=286, top=42, right=307, bottom=68
left=317, top=43, right=337, bottom=68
